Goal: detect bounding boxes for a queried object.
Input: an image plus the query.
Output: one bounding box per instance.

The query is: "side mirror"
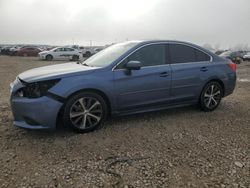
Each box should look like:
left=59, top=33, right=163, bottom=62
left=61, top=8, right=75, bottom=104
left=125, top=61, right=142, bottom=70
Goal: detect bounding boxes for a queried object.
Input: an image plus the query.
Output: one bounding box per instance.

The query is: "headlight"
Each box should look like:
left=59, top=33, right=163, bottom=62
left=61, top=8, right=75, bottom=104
left=15, top=79, right=60, bottom=98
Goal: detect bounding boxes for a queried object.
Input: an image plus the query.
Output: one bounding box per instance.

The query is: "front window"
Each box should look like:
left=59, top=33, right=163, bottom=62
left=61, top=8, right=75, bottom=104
left=82, top=42, right=139, bottom=67
left=116, top=44, right=166, bottom=69
left=53, top=48, right=63, bottom=52
left=128, top=44, right=165, bottom=67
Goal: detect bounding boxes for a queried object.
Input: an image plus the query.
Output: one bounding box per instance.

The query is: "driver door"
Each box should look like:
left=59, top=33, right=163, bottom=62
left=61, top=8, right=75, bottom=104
left=113, top=44, right=171, bottom=111
left=53, top=48, right=64, bottom=60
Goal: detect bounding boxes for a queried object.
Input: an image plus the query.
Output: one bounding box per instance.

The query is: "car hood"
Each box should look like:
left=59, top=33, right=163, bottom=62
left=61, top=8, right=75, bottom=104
left=18, top=62, right=98, bottom=83
left=39, top=50, right=49, bottom=54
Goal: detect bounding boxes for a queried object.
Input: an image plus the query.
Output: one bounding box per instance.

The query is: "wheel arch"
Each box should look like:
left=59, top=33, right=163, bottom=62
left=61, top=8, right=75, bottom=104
left=202, top=78, right=225, bottom=97
left=46, top=54, right=53, bottom=58
left=56, top=88, right=112, bottom=128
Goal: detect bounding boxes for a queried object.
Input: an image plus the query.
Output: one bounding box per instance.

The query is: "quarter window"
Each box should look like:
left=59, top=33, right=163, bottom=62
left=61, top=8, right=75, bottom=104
left=195, top=49, right=211, bottom=61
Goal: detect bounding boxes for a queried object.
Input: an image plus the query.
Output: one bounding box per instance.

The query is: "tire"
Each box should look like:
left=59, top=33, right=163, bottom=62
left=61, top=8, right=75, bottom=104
left=46, top=54, right=53, bottom=61
left=238, top=58, right=243, bottom=64
left=85, top=51, right=91, bottom=57
left=23, top=53, right=28, bottom=57
left=72, top=55, right=79, bottom=61
left=63, top=91, right=108, bottom=133
left=234, top=57, right=243, bottom=64
left=199, top=81, right=223, bottom=112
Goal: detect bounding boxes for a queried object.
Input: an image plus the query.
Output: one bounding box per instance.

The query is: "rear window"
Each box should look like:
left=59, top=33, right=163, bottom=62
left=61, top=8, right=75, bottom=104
left=169, top=44, right=196, bottom=64
left=169, top=44, right=210, bottom=64
left=65, top=48, right=74, bottom=51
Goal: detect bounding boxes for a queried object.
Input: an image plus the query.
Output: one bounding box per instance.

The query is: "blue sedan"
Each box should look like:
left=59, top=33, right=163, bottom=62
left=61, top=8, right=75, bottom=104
left=10, top=40, right=237, bottom=132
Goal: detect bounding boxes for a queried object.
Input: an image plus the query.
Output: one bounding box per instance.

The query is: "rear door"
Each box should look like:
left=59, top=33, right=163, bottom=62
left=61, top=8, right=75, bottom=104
left=168, top=43, right=211, bottom=103
left=113, top=44, right=171, bottom=111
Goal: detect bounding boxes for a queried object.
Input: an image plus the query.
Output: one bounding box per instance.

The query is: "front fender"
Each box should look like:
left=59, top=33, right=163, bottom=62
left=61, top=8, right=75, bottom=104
left=49, top=73, right=115, bottom=110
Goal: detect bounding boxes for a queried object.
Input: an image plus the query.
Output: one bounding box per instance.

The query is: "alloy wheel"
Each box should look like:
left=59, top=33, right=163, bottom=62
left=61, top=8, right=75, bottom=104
left=203, top=84, right=221, bottom=109
left=69, top=97, right=103, bottom=130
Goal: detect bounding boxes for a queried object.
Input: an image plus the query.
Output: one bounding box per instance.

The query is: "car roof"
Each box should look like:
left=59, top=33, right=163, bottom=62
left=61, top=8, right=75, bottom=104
left=53, top=47, right=74, bottom=49
left=127, top=40, right=208, bottom=49
left=138, top=39, right=197, bottom=45
left=133, top=40, right=215, bottom=56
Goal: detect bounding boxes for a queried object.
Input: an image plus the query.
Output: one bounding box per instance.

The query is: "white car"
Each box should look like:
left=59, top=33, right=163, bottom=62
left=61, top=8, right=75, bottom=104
left=80, top=47, right=93, bottom=57
left=39, top=47, right=81, bottom=61
left=243, top=52, right=250, bottom=61
left=66, top=45, right=104, bottom=57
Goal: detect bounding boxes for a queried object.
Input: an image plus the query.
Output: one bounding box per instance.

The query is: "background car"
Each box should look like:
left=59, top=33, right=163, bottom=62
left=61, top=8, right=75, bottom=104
left=16, top=47, right=42, bottom=57
left=80, top=47, right=98, bottom=57
left=243, top=52, right=250, bottom=61
left=93, top=47, right=103, bottom=54
left=0, top=46, right=12, bottom=55
left=219, top=50, right=247, bottom=64
left=9, top=46, right=22, bottom=56
left=38, top=47, right=81, bottom=61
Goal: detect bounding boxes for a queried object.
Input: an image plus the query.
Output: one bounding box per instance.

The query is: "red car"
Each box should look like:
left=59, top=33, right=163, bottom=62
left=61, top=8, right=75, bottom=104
left=16, top=47, right=42, bottom=57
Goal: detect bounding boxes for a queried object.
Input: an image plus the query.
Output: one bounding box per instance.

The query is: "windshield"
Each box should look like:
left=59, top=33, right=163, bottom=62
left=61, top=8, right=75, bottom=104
left=50, top=47, right=59, bottom=52
left=220, top=51, right=231, bottom=56
left=82, top=42, right=139, bottom=67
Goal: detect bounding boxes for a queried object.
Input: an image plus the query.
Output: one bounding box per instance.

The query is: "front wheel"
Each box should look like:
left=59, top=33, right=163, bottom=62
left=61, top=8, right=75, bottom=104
left=63, top=92, right=108, bottom=133
left=85, top=51, right=91, bottom=57
left=200, top=82, right=223, bottom=112
left=46, top=54, right=53, bottom=61
left=72, top=55, right=79, bottom=61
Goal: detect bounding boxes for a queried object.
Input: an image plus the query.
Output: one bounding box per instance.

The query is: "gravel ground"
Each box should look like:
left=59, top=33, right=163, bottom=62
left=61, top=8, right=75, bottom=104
left=0, top=56, right=249, bottom=188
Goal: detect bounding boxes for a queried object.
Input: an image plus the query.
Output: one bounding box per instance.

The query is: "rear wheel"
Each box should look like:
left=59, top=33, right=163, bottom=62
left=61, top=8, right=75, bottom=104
left=46, top=54, right=53, bottom=61
left=238, top=58, right=243, bottom=64
left=200, top=81, right=223, bottom=111
left=63, top=92, right=108, bottom=133
left=85, top=51, right=91, bottom=57
left=72, top=55, right=79, bottom=61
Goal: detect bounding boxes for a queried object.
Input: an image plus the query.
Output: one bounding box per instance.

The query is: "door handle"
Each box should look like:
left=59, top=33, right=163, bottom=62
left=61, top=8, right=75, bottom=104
left=160, top=72, right=169, bottom=77
left=200, top=67, right=208, bottom=72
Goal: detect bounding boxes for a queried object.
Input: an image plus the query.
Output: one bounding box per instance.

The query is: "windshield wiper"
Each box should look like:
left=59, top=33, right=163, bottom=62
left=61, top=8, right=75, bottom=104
left=76, top=60, right=89, bottom=66
left=81, top=62, right=89, bottom=66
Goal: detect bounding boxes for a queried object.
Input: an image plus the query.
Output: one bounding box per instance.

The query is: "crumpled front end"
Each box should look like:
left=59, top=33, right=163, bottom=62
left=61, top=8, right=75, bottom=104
left=10, top=78, right=63, bottom=130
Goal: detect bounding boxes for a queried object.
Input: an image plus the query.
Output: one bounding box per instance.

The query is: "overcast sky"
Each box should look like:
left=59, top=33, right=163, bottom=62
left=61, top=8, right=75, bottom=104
left=0, top=0, right=249, bottom=48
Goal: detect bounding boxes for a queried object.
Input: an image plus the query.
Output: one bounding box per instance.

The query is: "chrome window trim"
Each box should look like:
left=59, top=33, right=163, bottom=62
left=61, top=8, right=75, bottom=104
left=139, top=63, right=170, bottom=70
left=112, top=41, right=213, bottom=71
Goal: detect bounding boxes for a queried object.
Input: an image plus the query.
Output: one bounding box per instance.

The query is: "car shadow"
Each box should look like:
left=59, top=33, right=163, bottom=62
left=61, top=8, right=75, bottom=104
left=104, top=105, right=198, bottom=127
left=21, top=105, right=199, bottom=139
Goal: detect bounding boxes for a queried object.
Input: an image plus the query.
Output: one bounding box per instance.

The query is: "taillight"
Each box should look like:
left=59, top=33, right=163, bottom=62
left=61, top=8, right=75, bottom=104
left=228, top=61, right=237, bottom=71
